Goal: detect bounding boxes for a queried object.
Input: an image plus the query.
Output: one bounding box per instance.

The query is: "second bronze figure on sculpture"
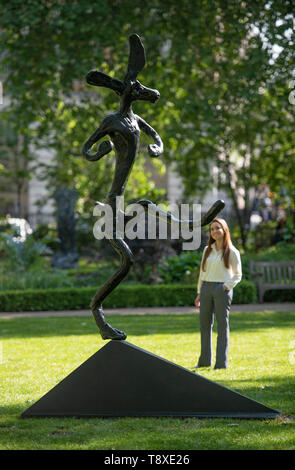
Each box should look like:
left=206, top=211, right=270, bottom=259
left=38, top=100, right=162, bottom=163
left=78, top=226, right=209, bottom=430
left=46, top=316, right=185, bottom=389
left=194, top=218, right=242, bottom=369
left=83, top=34, right=225, bottom=341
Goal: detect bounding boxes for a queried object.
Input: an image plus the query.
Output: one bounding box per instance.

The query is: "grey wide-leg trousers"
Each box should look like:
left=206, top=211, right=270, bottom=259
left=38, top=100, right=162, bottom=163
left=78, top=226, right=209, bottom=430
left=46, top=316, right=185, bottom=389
left=197, top=281, right=233, bottom=369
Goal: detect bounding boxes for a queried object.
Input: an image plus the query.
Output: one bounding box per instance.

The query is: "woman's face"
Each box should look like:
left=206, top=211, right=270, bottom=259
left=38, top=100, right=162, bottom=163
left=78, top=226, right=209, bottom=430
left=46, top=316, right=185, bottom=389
left=210, top=221, right=224, bottom=241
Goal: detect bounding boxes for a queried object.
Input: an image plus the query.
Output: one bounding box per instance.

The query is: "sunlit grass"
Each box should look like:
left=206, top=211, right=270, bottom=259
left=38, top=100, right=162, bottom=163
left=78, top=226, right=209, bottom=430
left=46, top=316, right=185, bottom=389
left=0, top=311, right=294, bottom=450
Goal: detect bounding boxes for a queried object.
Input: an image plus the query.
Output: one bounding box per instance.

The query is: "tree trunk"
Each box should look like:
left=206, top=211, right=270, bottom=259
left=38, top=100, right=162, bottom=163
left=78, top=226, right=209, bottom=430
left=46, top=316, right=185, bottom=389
left=222, top=156, right=247, bottom=249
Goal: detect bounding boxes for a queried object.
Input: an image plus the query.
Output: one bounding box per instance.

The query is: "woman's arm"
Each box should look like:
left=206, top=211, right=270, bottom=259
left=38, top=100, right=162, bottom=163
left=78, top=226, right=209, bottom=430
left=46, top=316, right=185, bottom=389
left=197, top=247, right=207, bottom=294
left=194, top=294, right=200, bottom=308
left=195, top=247, right=207, bottom=306
left=223, top=249, right=242, bottom=290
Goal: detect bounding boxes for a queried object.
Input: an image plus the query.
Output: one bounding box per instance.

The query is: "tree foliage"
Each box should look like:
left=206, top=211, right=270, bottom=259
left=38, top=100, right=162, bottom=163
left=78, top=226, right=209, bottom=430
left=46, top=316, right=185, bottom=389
left=0, top=0, right=294, bottom=245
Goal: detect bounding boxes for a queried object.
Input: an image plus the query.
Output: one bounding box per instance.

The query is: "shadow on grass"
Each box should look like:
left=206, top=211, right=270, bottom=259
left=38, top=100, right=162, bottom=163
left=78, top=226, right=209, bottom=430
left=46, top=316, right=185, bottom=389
left=0, top=377, right=294, bottom=451
left=0, top=311, right=294, bottom=339
left=215, top=374, right=295, bottom=415
left=1, top=345, right=294, bottom=449
left=0, top=415, right=293, bottom=450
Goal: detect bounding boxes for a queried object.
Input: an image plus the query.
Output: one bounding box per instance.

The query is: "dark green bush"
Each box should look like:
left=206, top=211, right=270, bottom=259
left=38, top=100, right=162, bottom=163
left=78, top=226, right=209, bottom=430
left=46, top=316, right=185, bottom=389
left=0, top=280, right=256, bottom=312
left=263, top=289, right=295, bottom=302
left=158, top=251, right=203, bottom=284
left=232, top=280, right=257, bottom=304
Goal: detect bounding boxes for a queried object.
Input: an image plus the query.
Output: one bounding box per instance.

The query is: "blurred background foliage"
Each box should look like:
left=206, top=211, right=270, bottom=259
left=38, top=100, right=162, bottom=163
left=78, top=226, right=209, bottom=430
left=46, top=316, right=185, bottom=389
left=0, top=0, right=295, bottom=293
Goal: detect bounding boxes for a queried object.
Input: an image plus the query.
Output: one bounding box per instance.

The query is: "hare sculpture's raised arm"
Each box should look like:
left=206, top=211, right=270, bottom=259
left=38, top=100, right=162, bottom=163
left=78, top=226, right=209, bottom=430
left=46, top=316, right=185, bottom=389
left=83, top=34, right=225, bottom=341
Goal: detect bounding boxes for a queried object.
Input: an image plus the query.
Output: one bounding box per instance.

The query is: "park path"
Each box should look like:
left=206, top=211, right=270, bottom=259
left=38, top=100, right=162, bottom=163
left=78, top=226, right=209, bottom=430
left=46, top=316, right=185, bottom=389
left=0, top=303, right=295, bottom=319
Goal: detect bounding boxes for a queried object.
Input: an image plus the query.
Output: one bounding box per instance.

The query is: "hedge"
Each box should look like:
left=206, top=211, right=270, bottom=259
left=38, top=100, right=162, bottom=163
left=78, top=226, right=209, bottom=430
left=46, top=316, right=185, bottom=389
left=0, top=280, right=256, bottom=312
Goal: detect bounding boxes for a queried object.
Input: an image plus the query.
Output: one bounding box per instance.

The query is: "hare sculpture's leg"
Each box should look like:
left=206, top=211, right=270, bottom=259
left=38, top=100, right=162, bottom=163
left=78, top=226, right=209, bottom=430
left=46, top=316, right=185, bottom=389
left=91, top=306, right=126, bottom=340
left=91, top=236, right=134, bottom=340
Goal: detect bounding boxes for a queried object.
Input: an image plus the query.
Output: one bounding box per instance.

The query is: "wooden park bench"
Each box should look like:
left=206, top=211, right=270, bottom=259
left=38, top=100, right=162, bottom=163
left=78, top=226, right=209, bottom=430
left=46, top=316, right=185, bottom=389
left=250, top=261, right=295, bottom=303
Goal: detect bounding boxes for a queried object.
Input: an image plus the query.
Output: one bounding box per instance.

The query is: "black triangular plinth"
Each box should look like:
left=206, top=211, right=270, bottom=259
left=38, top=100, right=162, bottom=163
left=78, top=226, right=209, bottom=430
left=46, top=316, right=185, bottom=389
left=21, top=340, right=280, bottom=419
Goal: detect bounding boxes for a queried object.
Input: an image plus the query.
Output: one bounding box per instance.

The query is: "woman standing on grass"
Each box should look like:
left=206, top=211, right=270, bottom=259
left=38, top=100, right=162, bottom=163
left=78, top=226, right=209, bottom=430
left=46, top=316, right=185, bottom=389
left=194, top=218, right=242, bottom=369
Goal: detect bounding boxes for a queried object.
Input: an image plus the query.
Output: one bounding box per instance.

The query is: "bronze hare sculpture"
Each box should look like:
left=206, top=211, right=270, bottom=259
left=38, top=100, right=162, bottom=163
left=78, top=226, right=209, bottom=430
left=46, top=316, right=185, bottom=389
left=83, top=34, right=224, bottom=341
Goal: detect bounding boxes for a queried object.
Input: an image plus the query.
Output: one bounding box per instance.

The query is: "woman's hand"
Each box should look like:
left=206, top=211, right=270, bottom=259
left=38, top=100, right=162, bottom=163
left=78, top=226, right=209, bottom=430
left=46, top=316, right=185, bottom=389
left=194, top=294, right=200, bottom=308
left=222, top=284, right=228, bottom=291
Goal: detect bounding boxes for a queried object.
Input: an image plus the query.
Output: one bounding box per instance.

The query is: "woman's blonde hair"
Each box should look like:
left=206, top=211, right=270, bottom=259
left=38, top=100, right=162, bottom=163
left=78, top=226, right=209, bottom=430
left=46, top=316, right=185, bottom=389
left=201, top=218, right=231, bottom=271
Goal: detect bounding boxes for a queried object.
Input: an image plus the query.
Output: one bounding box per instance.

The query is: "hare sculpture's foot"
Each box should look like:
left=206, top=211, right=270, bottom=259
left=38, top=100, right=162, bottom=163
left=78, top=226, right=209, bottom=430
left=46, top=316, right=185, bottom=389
left=92, top=306, right=127, bottom=341
left=100, top=323, right=127, bottom=341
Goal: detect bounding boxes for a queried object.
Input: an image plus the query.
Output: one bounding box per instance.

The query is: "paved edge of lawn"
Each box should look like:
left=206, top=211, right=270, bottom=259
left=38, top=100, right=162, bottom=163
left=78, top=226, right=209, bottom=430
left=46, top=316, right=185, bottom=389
left=0, top=303, right=295, bottom=318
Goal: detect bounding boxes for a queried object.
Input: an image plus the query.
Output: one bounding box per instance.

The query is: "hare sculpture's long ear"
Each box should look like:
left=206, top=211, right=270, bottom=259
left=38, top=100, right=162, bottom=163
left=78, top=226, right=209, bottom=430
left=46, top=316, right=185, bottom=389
left=125, top=34, right=146, bottom=82
left=86, top=70, right=125, bottom=95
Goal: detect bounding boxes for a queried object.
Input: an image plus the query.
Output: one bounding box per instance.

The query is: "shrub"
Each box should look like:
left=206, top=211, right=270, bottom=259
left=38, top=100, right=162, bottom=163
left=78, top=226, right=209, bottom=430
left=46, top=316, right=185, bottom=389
left=0, top=266, right=120, bottom=292
left=263, top=289, right=295, bottom=302
left=232, top=280, right=257, bottom=304
left=31, top=223, right=59, bottom=252
left=0, top=280, right=256, bottom=312
left=0, top=269, right=74, bottom=291
left=0, top=233, right=52, bottom=271
left=158, top=251, right=203, bottom=284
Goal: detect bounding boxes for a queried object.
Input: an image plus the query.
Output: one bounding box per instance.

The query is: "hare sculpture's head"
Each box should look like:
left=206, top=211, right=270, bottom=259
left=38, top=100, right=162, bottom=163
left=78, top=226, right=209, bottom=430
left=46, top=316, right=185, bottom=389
left=86, top=34, right=160, bottom=110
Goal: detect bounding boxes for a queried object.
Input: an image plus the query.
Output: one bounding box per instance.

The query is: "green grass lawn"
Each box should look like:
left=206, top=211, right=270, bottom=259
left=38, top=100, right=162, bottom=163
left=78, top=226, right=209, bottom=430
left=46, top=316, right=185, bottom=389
left=0, top=310, right=294, bottom=450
